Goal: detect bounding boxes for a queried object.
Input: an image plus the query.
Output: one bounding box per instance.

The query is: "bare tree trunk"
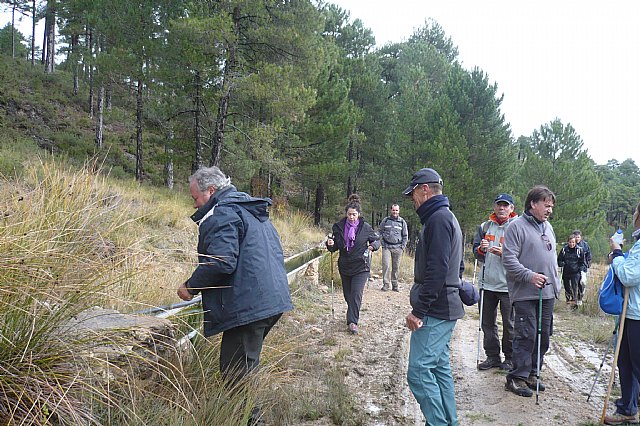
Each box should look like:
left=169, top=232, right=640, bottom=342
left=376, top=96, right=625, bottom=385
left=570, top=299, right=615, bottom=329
left=314, top=184, right=324, bottom=226
left=210, top=6, right=240, bottom=167
left=72, top=34, right=79, bottom=95
left=44, top=1, right=56, bottom=74
left=346, top=138, right=353, bottom=196
left=11, top=5, right=15, bottom=58
left=87, top=29, right=94, bottom=117
left=106, top=85, right=112, bottom=110
left=164, top=137, right=174, bottom=189
left=135, top=77, right=144, bottom=181
left=95, top=85, right=104, bottom=149
left=31, top=0, right=36, bottom=66
left=193, top=70, right=203, bottom=173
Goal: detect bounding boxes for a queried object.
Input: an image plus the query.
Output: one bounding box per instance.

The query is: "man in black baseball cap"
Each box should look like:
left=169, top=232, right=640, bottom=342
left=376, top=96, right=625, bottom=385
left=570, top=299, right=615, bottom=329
left=402, top=168, right=443, bottom=196
left=403, top=167, right=463, bottom=425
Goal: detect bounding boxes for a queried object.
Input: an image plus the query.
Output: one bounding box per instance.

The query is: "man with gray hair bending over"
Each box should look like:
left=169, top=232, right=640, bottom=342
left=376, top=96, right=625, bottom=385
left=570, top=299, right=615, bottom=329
left=177, top=166, right=293, bottom=425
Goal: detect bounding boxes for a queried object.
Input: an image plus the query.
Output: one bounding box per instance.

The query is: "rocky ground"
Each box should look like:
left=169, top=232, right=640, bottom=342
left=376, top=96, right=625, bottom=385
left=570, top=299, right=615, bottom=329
left=303, top=275, right=618, bottom=426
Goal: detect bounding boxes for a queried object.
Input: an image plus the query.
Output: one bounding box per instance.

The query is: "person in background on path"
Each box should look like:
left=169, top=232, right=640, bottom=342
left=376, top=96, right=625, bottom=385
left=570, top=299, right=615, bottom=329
left=177, top=166, right=293, bottom=425
left=603, top=202, right=640, bottom=425
left=573, top=229, right=592, bottom=289
left=502, top=185, right=560, bottom=397
left=403, top=168, right=464, bottom=426
left=379, top=203, right=408, bottom=292
left=472, top=193, right=518, bottom=371
left=326, top=194, right=380, bottom=335
left=557, top=234, right=586, bottom=309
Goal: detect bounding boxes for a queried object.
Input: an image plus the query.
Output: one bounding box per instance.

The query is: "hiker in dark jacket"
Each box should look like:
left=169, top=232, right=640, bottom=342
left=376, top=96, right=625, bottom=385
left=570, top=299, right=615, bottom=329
left=557, top=235, right=586, bottom=308
left=403, top=168, right=464, bottom=426
left=326, top=194, right=380, bottom=335
left=177, top=166, right=293, bottom=390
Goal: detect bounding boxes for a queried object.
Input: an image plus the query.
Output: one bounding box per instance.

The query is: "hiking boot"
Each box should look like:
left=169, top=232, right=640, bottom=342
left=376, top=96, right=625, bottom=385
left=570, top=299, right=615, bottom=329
left=478, top=357, right=502, bottom=370
left=505, top=377, right=533, bottom=397
left=348, top=323, right=358, bottom=334
left=604, top=412, right=639, bottom=425
left=381, top=286, right=389, bottom=292
left=526, top=375, right=546, bottom=391
left=392, top=286, right=399, bottom=292
left=500, top=359, right=513, bottom=370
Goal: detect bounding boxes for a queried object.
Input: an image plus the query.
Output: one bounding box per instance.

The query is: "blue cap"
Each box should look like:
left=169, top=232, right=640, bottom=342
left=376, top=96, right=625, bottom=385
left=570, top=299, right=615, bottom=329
left=494, top=193, right=514, bottom=205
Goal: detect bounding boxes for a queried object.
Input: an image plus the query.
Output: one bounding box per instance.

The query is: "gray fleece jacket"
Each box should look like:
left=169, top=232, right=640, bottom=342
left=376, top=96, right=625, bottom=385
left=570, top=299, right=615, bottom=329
left=502, top=211, right=560, bottom=301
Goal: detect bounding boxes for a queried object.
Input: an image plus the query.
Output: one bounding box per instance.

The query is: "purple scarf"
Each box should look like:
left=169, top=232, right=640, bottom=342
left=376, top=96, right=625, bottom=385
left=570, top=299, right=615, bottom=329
left=344, top=219, right=360, bottom=251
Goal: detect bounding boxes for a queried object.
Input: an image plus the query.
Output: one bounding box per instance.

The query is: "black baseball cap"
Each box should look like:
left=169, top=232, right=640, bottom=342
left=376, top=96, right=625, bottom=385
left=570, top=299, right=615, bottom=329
left=402, top=168, right=443, bottom=196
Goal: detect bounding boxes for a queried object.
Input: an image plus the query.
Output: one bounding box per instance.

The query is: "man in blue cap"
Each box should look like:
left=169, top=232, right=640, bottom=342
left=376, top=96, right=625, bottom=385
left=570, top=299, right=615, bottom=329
left=472, top=193, right=518, bottom=371
left=403, top=167, right=464, bottom=426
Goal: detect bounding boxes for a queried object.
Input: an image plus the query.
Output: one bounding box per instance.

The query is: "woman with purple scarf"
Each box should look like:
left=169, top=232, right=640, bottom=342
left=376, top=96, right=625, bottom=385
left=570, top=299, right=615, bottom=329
left=326, top=194, right=380, bottom=334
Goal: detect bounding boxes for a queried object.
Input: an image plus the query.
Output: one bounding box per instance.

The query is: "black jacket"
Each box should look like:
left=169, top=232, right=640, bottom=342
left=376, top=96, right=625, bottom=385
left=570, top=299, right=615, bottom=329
left=186, top=185, right=293, bottom=337
left=410, top=195, right=465, bottom=321
left=557, top=244, right=586, bottom=277
left=326, top=218, right=380, bottom=276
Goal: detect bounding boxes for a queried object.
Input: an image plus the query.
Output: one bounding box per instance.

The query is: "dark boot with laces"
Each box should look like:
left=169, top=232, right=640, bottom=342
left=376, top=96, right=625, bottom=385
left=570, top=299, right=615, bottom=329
left=478, top=356, right=502, bottom=370
left=505, top=377, right=533, bottom=397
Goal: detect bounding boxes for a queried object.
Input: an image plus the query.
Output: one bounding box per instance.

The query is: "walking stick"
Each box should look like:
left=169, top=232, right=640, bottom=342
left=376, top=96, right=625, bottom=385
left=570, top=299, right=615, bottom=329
left=587, top=317, right=620, bottom=402
left=600, top=288, right=629, bottom=425
left=330, top=250, right=335, bottom=319
left=536, top=287, right=543, bottom=405
left=473, top=259, right=484, bottom=368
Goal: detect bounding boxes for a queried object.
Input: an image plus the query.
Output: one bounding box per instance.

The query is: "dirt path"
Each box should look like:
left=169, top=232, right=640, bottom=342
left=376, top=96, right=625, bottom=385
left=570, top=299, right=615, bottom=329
left=311, top=276, right=614, bottom=426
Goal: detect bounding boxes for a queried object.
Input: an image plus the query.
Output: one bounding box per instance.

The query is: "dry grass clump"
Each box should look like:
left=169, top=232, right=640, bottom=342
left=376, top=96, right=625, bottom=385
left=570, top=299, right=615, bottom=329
left=271, top=209, right=325, bottom=256
left=0, top=159, right=278, bottom=425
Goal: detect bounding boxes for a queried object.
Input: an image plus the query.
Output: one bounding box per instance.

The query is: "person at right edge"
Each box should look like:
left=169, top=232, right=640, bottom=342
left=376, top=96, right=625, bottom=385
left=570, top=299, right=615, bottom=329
left=502, top=185, right=560, bottom=397
left=472, top=193, right=518, bottom=371
left=403, top=167, right=464, bottom=426
left=603, top=202, right=640, bottom=425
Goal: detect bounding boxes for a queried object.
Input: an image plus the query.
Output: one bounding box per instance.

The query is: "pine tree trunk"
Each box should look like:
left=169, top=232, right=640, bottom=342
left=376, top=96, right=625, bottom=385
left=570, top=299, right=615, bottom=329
left=193, top=71, right=203, bottom=173
left=164, top=136, right=174, bottom=189
left=87, top=29, right=94, bottom=117
left=72, top=34, right=79, bottom=95
left=31, top=0, right=36, bottom=66
left=314, top=184, right=324, bottom=226
left=135, top=78, right=144, bottom=181
left=44, top=2, right=56, bottom=74
left=211, top=6, right=240, bottom=167
left=346, top=138, right=354, bottom=196
left=95, top=85, right=104, bottom=149
left=11, top=5, right=15, bottom=58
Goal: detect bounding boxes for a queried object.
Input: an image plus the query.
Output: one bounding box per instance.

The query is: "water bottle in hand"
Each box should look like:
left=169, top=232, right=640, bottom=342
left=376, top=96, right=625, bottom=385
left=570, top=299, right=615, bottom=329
left=611, top=229, right=624, bottom=246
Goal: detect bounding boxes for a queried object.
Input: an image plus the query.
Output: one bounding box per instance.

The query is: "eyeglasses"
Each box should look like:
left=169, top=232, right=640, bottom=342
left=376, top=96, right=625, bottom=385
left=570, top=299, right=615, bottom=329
left=541, top=233, right=553, bottom=251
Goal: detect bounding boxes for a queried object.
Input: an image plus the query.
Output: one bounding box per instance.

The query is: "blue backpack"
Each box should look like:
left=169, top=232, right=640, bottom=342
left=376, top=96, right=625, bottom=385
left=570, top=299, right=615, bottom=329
left=598, top=253, right=628, bottom=315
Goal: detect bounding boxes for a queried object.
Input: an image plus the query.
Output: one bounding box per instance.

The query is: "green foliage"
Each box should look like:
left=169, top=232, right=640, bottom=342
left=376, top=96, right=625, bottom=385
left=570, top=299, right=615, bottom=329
left=0, top=23, right=29, bottom=58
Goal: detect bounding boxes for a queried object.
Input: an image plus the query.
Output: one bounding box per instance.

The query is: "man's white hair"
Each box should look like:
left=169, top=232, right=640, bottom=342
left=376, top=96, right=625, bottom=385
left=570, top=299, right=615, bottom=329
left=189, top=166, right=231, bottom=192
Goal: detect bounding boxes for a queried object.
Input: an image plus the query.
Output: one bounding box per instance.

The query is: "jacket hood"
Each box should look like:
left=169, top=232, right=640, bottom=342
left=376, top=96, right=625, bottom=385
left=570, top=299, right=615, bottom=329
left=191, top=185, right=272, bottom=223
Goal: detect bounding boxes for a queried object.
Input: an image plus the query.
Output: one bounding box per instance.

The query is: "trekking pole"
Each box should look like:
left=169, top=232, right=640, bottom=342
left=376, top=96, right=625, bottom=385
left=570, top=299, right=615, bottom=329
left=600, top=288, right=629, bottom=425
left=330, top=250, right=335, bottom=319
left=473, top=259, right=484, bottom=368
left=535, top=286, right=543, bottom=405
left=587, top=317, right=620, bottom=402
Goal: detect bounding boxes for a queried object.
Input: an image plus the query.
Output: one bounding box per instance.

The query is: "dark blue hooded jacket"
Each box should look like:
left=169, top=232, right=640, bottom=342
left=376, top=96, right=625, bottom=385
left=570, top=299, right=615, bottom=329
left=186, top=185, right=293, bottom=337
left=409, top=195, right=465, bottom=321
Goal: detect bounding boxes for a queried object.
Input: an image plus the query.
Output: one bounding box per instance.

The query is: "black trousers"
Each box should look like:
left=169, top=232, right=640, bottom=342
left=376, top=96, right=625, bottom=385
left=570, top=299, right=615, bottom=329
left=340, top=271, right=369, bottom=325
left=480, top=290, right=514, bottom=360
left=508, top=298, right=554, bottom=380
left=219, top=313, right=282, bottom=383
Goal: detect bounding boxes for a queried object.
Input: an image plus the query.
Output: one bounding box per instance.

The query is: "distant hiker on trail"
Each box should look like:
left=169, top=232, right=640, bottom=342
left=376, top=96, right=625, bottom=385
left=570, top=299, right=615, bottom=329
left=502, top=186, right=560, bottom=398
left=379, top=204, right=408, bottom=292
left=557, top=234, right=586, bottom=308
left=176, top=166, right=293, bottom=425
left=573, top=229, right=592, bottom=288
left=403, top=168, right=464, bottom=425
left=472, top=193, right=517, bottom=371
left=603, top=202, right=640, bottom=425
left=326, top=194, right=380, bottom=335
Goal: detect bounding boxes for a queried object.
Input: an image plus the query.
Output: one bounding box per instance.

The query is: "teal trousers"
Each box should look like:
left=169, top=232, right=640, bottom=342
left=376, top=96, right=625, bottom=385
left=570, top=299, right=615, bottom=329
left=407, top=316, right=458, bottom=426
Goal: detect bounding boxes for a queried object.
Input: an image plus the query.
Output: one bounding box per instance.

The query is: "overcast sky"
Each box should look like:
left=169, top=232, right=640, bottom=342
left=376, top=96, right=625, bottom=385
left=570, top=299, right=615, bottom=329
left=2, top=2, right=639, bottom=165
left=330, top=0, right=640, bottom=166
